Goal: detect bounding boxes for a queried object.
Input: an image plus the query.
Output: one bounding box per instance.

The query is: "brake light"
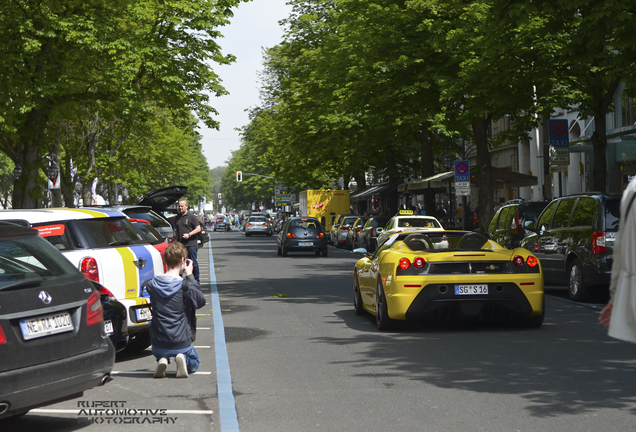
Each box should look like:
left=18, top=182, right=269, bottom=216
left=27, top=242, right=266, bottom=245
left=513, top=255, right=525, bottom=267
left=86, top=290, right=104, bottom=326
left=287, top=233, right=296, bottom=239
left=80, top=257, right=99, bottom=283
left=264, top=222, right=268, bottom=226
left=247, top=223, right=251, bottom=226
left=355, top=227, right=362, bottom=233
left=511, top=209, right=519, bottom=235
left=341, top=226, right=350, bottom=231
left=167, top=236, right=174, bottom=243
left=372, top=228, right=377, bottom=237
left=592, top=231, right=606, bottom=255
left=99, top=285, right=116, bottom=301
left=413, top=257, right=426, bottom=269
left=527, top=256, right=538, bottom=267
left=399, top=258, right=411, bottom=270
left=0, top=324, right=6, bottom=344
left=317, top=232, right=324, bottom=238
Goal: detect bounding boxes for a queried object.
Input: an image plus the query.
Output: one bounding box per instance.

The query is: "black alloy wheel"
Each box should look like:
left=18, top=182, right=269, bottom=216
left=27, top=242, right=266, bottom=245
left=376, top=280, right=398, bottom=331
left=354, top=275, right=364, bottom=315
left=322, top=247, right=328, bottom=257
left=568, top=258, right=589, bottom=301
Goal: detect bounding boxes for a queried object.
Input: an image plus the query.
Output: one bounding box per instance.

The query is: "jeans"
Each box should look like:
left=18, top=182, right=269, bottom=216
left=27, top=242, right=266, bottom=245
left=187, top=246, right=200, bottom=282
left=153, top=347, right=200, bottom=374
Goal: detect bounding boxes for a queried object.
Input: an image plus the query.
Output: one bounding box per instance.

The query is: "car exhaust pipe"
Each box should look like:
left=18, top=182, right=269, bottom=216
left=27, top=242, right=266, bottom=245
left=100, top=374, right=112, bottom=386
left=496, top=284, right=504, bottom=293
left=0, top=402, right=10, bottom=416
left=438, top=285, right=448, bottom=294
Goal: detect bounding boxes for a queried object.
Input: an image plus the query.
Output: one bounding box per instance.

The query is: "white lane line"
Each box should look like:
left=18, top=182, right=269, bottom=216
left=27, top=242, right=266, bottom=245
left=197, top=327, right=211, bottom=330
left=31, top=409, right=214, bottom=415
left=194, top=345, right=211, bottom=348
left=110, top=371, right=212, bottom=376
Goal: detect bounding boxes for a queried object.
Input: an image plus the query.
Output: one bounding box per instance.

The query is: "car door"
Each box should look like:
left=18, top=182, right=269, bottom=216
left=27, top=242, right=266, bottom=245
left=547, top=198, right=576, bottom=283
left=497, top=206, right=516, bottom=248
left=523, top=200, right=558, bottom=281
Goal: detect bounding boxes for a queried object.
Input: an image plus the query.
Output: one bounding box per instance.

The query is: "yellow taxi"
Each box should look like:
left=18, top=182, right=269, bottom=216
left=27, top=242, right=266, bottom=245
left=0, top=208, right=164, bottom=351
left=352, top=230, right=544, bottom=330
left=375, top=210, right=444, bottom=247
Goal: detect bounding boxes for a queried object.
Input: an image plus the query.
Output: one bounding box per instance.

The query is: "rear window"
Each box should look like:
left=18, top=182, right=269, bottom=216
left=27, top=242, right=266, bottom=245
left=32, top=222, right=80, bottom=251
left=342, top=217, right=359, bottom=225
left=76, top=218, right=147, bottom=248
left=249, top=216, right=266, bottom=222
left=289, top=219, right=321, bottom=229
left=397, top=218, right=441, bottom=228
left=519, top=203, right=548, bottom=223
left=132, top=221, right=164, bottom=244
left=0, top=235, right=79, bottom=290
left=605, top=199, right=620, bottom=232
left=125, top=211, right=171, bottom=229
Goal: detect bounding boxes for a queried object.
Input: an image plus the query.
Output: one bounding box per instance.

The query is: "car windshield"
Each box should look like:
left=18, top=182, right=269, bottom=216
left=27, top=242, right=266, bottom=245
left=397, top=218, right=441, bottom=228
left=0, top=235, right=78, bottom=290
left=76, top=218, right=147, bottom=248
left=605, top=199, right=620, bottom=232
left=401, top=232, right=490, bottom=252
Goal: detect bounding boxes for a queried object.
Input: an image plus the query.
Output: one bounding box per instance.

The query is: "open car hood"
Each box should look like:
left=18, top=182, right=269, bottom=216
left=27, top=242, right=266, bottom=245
left=137, top=186, right=188, bottom=212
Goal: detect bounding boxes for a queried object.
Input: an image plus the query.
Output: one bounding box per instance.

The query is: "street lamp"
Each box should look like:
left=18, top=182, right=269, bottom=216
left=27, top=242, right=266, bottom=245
left=13, top=164, right=22, bottom=180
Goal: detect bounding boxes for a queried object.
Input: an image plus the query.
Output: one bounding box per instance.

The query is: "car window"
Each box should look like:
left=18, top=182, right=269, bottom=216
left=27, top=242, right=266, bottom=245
left=249, top=216, right=266, bottom=222
left=397, top=218, right=441, bottom=228
left=76, top=218, right=147, bottom=248
left=552, top=199, right=576, bottom=228
left=342, top=217, right=358, bottom=225
left=520, top=203, right=547, bottom=223
left=487, top=208, right=500, bottom=233
left=132, top=221, right=163, bottom=244
left=537, top=201, right=558, bottom=230
left=125, top=211, right=171, bottom=228
left=32, top=222, right=80, bottom=251
left=0, top=235, right=79, bottom=289
left=605, top=198, right=620, bottom=232
left=570, top=197, right=596, bottom=228
left=363, top=219, right=373, bottom=229
left=497, top=206, right=514, bottom=230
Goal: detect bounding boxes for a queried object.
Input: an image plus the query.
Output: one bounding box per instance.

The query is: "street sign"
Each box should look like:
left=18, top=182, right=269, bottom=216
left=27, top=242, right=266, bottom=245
left=549, top=119, right=570, bottom=167
left=456, top=181, right=470, bottom=196
left=454, top=160, right=470, bottom=183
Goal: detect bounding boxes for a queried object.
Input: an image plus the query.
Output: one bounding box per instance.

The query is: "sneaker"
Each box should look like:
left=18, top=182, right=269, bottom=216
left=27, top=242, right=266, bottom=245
left=175, top=353, right=188, bottom=378
left=154, top=358, right=168, bottom=379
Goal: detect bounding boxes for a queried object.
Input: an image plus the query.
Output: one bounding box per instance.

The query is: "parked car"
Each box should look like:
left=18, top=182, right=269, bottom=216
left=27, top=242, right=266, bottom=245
left=334, top=215, right=361, bottom=248
left=0, top=208, right=164, bottom=352
left=375, top=210, right=444, bottom=247
left=354, top=215, right=391, bottom=253
left=214, top=216, right=231, bottom=232
left=329, top=214, right=348, bottom=245
left=277, top=217, right=328, bottom=256
left=245, top=215, right=273, bottom=236
left=0, top=224, right=115, bottom=420
left=130, top=219, right=168, bottom=271
left=521, top=193, right=620, bottom=301
left=487, top=200, right=549, bottom=249
left=345, top=217, right=368, bottom=250
left=352, top=230, right=544, bottom=330
left=93, top=281, right=129, bottom=353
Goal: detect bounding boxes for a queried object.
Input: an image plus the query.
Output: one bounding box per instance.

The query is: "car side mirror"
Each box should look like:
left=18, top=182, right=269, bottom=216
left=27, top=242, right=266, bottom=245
left=524, top=220, right=534, bottom=231
left=376, top=227, right=384, bottom=234
left=352, top=247, right=368, bottom=257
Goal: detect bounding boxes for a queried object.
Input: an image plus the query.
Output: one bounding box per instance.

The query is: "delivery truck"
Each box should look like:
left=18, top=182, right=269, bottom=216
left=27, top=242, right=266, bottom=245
left=298, top=190, right=350, bottom=234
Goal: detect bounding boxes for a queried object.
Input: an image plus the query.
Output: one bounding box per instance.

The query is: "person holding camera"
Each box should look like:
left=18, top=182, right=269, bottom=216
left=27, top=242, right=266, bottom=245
left=175, top=199, right=202, bottom=282
left=145, top=242, right=206, bottom=378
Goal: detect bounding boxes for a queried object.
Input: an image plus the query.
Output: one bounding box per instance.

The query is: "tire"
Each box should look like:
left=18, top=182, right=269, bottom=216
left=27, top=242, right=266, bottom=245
left=322, top=248, right=328, bottom=257
left=315, top=250, right=321, bottom=256
left=354, top=275, right=364, bottom=315
left=245, top=233, right=251, bottom=237
left=282, top=245, right=288, bottom=257
left=125, top=330, right=151, bottom=352
left=568, top=258, right=589, bottom=301
left=277, top=244, right=282, bottom=256
left=521, top=295, right=545, bottom=328
left=376, top=280, right=398, bottom=331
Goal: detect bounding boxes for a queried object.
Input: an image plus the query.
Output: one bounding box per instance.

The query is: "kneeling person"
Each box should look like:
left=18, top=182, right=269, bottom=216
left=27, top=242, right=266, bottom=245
left=147, top=242, right=206, bottom=378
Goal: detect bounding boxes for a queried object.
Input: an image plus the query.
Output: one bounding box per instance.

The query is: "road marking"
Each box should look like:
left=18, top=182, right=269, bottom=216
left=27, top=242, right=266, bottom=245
left=197, top=327, right=211, bottom=330
left=31, top=409, right=214, bottom=415
left=111, top=371, right=212, bottom=376
left=194, top=345, right=211, bottom=348
left=546, top=294, right=604, bottom=310
left=209, top=240, right=240, bottom=431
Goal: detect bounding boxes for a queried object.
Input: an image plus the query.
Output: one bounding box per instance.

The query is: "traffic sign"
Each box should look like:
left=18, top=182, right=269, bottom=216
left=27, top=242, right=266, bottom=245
left=549, top=119, right=569, bottom=148
left=454, top=160, right=470, bottom=183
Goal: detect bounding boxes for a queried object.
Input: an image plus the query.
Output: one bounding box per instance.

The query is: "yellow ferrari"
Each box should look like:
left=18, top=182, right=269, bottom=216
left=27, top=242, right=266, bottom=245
left=352, top=231, right=544, bottom=330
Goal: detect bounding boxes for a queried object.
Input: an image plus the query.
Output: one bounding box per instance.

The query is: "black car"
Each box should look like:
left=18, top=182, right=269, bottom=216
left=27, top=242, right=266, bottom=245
left=277, top=217, right=328, bottom=256
left=487, top=200, right=549, bottom=249
left=0, top=225, right=115, bottom=420
left=522, top=193, right=620, bottom=301
left=353, top=215, right=390, bottom=252
left=94, top=281, right=129, bottom=353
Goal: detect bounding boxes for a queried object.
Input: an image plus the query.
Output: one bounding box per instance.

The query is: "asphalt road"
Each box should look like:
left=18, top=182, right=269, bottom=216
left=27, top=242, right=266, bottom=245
left=10, top=229, right=636, bottom=432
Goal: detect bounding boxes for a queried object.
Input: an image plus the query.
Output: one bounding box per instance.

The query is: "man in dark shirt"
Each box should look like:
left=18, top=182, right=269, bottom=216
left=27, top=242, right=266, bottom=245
left=175, top=199, right=202, bottom=282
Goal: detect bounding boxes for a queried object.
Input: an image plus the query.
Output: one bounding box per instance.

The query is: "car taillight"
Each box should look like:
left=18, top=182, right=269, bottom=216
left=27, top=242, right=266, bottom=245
left=99, top=285, right=116, bottom=301
left=341, top=226, right=350, bottom=231
left=247, top=223, right=251, bottom=226
left=81, top=257, right=99, bottom=283
left=592, top=231, right=606, bottom=255
left=399, top=258, right=411, bottom=270
left=0, top=324, right=6, bottom=344
left=413, top=257, right=426, bottom=269
left=526, top=256, right=538, bottom=267
left=511, top=209, right=519, bottom=235
left=372, top=228, right=377, bottom=237
left=355, top=227, right=362, bottom=233
left=167, top=236, right=174, bottom=243
left=86, top=290, right=104, bottom=326
left=513, top=255, right=525, bottom=267
left=264, top=222, right=268, bottom=226
left=317, top=232, right=324, bottom=238
left=287, top=233, right=296, bottom=239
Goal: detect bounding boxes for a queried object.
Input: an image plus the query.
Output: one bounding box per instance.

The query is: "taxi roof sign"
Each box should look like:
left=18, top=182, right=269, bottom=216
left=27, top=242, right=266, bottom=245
left=398, top=210, right=414, bottom=215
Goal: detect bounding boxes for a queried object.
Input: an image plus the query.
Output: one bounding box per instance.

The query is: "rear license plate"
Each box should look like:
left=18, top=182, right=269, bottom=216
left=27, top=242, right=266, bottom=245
left=135, top=307, right=152, bottom=322
left=104, top=320, right=114, bottom=335
left=20, top=312, right=74, bottom=340
left=455, top=284, right=488, bottom=295
left=299, top=242, right=313, bottom=247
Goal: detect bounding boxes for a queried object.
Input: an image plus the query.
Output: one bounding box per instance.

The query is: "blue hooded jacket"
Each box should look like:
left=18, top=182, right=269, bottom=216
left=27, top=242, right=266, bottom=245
left=147, top=274, right=206, bottom=350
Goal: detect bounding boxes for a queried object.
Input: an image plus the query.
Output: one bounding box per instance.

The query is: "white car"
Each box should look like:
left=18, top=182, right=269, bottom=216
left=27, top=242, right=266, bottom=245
left=374, top=210, right=444, bottom=248
left=0, top=208, right=164, bottom=351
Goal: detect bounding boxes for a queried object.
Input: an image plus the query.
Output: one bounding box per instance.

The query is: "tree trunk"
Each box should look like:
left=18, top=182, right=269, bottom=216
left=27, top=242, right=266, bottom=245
left=472, top=116, right=494, bottom=231
left=590, top=77, right=620, bottom=193
left=419, top=123, right=436, bottom=216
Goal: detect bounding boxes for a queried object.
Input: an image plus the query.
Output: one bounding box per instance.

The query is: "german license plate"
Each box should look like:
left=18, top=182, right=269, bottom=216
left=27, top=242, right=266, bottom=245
left=20, top=312, right=74, bottom=340
left=135, top=307, right=152, bottom=322
left=455, top=284, right=488, bottom=295
left=104, top=320, right=114, bottom=335
left=299, top=242, right=313, bottom=247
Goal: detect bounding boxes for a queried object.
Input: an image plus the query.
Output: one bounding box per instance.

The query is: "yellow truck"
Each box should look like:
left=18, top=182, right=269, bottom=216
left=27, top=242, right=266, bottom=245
left=298, top=190, right=350, bottom=234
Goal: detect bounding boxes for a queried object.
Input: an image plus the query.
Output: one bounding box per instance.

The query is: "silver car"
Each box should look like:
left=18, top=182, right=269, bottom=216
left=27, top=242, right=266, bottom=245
left=245, top=215, right=273, bottom=236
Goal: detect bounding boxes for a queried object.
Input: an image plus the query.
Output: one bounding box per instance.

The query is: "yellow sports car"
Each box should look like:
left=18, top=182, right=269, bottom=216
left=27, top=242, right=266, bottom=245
left=352, top=231, right=544, bottom=330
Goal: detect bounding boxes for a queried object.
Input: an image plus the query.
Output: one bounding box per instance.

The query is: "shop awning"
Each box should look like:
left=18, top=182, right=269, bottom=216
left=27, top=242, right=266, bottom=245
left=402, top=167, right=537, bottom=191
left=406, top=171, right=454, bottom=191
left=350, top=182, right=402, bottom=201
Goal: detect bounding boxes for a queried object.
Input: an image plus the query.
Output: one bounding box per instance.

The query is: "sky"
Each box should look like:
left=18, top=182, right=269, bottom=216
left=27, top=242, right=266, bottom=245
left=198, top=0, right=293, bottom=169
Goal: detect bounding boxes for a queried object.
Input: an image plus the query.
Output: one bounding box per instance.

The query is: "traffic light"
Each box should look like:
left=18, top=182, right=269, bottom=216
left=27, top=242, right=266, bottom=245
left=236, top=171, right=242, bottom=182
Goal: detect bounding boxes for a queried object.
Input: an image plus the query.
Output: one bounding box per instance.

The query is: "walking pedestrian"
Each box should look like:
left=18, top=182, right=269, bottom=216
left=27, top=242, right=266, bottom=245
left=146, top=242, right=206, bottom=378
left=599, top=178, right=636, bottom=343
left=175, top=199, right=201, bottom=282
